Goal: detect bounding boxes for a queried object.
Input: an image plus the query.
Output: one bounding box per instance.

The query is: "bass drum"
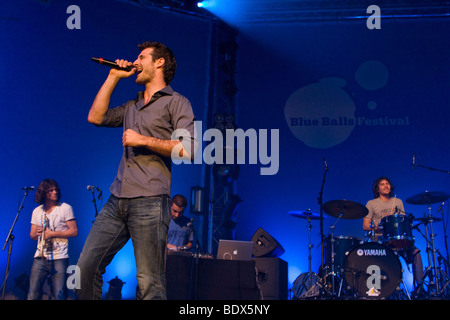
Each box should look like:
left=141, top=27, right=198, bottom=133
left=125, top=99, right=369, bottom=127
left=343, top=242, right=402, bottom=299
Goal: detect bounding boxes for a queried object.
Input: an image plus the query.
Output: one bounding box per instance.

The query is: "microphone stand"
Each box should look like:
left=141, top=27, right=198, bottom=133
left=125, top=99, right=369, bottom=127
left=1, top=189, right=32, bottom=299
left=89, top=188, right=100, bottom=223
left=414, top=162, right=450, bottom=175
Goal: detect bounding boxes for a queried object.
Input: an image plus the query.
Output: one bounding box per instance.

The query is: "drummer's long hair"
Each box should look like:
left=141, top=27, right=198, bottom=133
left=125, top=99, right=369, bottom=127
left=372, top=176, right=395, bottom=198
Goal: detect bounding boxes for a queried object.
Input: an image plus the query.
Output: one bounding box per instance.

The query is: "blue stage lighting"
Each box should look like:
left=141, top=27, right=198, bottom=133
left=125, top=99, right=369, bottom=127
left=197, top=1, right=209, bottom=8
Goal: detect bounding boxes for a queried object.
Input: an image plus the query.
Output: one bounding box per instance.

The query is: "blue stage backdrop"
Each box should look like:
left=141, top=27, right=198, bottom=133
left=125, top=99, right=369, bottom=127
left=0, top=0, right=449, bottom=299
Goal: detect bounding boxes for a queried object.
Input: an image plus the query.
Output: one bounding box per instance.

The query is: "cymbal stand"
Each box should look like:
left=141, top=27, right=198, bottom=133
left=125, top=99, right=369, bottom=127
left=437, top=201, right=450, bottom=283
left=325, top=213, right=343, bottom=297
left=293, top=212, right=319, bottom=298
left=436, top=251, right=450, bottom=297
left=317, top=160, right=328, bottom=273
left=306, top=213, right=313, bottom=276
left=426, top=214, right=450, bottom=298
left=417, top=207, right=445, bottom=297
left=427, top=210, right=440, bottom=295
left=411, top=156, right=450, bottom=292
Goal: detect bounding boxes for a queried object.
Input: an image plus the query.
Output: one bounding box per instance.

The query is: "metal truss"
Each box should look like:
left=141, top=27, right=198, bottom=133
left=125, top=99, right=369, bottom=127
left=116, top=0, right=218, bottom=20
left=230, top=0, right=450, bottom=23
left=118, top=0, right=450, bottom=23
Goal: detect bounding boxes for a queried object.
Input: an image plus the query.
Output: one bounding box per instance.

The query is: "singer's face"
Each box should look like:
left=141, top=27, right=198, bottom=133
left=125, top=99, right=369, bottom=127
left=134, top=48, right=157, bottom=85
left=171, top=203, right=185, bottom=220
left=377, top=179, right=391, bottom=197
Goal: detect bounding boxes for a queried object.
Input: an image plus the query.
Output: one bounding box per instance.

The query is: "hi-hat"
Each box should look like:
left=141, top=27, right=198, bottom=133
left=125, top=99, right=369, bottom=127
left=406, top=191, right=450, bottom=205
left=288, top=210, right=322, bottom=220
left=323, top=200, right=368, bottom=219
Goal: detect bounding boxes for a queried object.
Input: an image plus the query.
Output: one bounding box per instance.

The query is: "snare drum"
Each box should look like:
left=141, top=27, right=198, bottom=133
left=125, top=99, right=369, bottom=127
left=343, top=242, right=402, bottom=299
left=379, top=214, right=414, bottom=249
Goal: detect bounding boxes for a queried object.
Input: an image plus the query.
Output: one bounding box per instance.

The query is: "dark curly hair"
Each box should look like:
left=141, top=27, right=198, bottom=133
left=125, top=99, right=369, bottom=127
left=137, top=41, right=177, bottom=85
left=34, top=179, right=61, bottom=204
left=372, top=176, right=395, bottom=198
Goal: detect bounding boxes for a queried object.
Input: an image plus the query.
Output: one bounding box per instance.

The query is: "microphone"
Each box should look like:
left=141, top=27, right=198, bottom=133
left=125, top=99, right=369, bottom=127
left=22, top=186, right=35, bottom=191
left=187, top=218, right=194, bottom=228
left=87, top=185, right=103, bottom=200
left=412, top=153, right=416, bottom=169
left=92, top=57, right=134, bottom=72
left=437, top=201, right=445, bottom=213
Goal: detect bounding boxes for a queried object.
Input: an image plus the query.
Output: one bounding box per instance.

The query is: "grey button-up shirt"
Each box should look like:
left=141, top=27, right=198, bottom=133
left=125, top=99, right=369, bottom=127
left=99, top=85, right=196, bottom=198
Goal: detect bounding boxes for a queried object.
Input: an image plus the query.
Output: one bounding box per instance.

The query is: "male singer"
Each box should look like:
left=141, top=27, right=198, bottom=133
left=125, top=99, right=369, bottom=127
left=76, top=41, right=196, bottom=300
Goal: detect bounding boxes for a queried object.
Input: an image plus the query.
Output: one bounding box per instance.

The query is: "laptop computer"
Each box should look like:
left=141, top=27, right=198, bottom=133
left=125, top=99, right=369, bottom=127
left=216, top=239, right=254, bottom=261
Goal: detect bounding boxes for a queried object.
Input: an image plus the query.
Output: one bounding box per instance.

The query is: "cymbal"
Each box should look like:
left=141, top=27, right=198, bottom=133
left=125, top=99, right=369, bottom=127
left=323, top=200, right=368, bottom=220
left=406, top=191, right=450, bottom=205
left=414, top=216, right=442, bottom=223
left=288, top=210, right=322, bottom=220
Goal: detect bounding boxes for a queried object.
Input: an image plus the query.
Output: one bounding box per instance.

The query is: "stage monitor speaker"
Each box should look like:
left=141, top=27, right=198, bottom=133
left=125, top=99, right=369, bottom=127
left=251, top=228, right=285, bottom=258
left=254, top=258, right=288, bottom=300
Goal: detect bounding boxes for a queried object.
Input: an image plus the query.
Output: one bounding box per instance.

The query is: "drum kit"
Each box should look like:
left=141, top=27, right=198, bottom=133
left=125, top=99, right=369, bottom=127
left=291, top=191, right=450, bottom=300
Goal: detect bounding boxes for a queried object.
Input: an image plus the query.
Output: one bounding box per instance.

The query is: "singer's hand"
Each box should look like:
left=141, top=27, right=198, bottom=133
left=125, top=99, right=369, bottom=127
left=123, top=129, right=183, bottom=158
left=123, top=129, right=147, bottom=147
left=110, top=59, right=136, bottom=78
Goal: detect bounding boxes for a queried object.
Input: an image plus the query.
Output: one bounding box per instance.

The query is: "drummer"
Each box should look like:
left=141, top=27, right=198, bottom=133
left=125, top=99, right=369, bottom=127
left=362, top=176, right=425, bottom=294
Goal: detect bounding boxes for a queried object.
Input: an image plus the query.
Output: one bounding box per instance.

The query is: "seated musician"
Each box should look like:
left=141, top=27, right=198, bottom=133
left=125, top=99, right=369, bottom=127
left=167, top=194, right=193, bottom=251
left=363, top=176, right=425, bottom=295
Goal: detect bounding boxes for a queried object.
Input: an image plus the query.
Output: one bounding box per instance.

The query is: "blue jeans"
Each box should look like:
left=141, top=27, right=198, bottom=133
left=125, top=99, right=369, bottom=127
left=76, top=194, right=170, bottom=300
left=27, top=258, right=69, bottom=300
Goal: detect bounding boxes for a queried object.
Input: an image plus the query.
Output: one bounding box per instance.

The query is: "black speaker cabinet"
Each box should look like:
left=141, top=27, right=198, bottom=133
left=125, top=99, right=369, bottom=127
left=251, top=228, right=285, bottom=258
left=166, top=254, right=261, bottom=300
left=253, top=258, right=288, bottom=300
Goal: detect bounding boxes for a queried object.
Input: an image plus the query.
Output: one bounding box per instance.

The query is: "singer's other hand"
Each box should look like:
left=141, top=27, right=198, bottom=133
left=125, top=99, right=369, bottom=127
left=122, top=129, right=146, bottom=147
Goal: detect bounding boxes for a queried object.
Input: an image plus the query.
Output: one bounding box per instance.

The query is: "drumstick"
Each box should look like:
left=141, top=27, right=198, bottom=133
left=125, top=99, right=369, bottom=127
left=390, top=194, right=397, bottom=214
